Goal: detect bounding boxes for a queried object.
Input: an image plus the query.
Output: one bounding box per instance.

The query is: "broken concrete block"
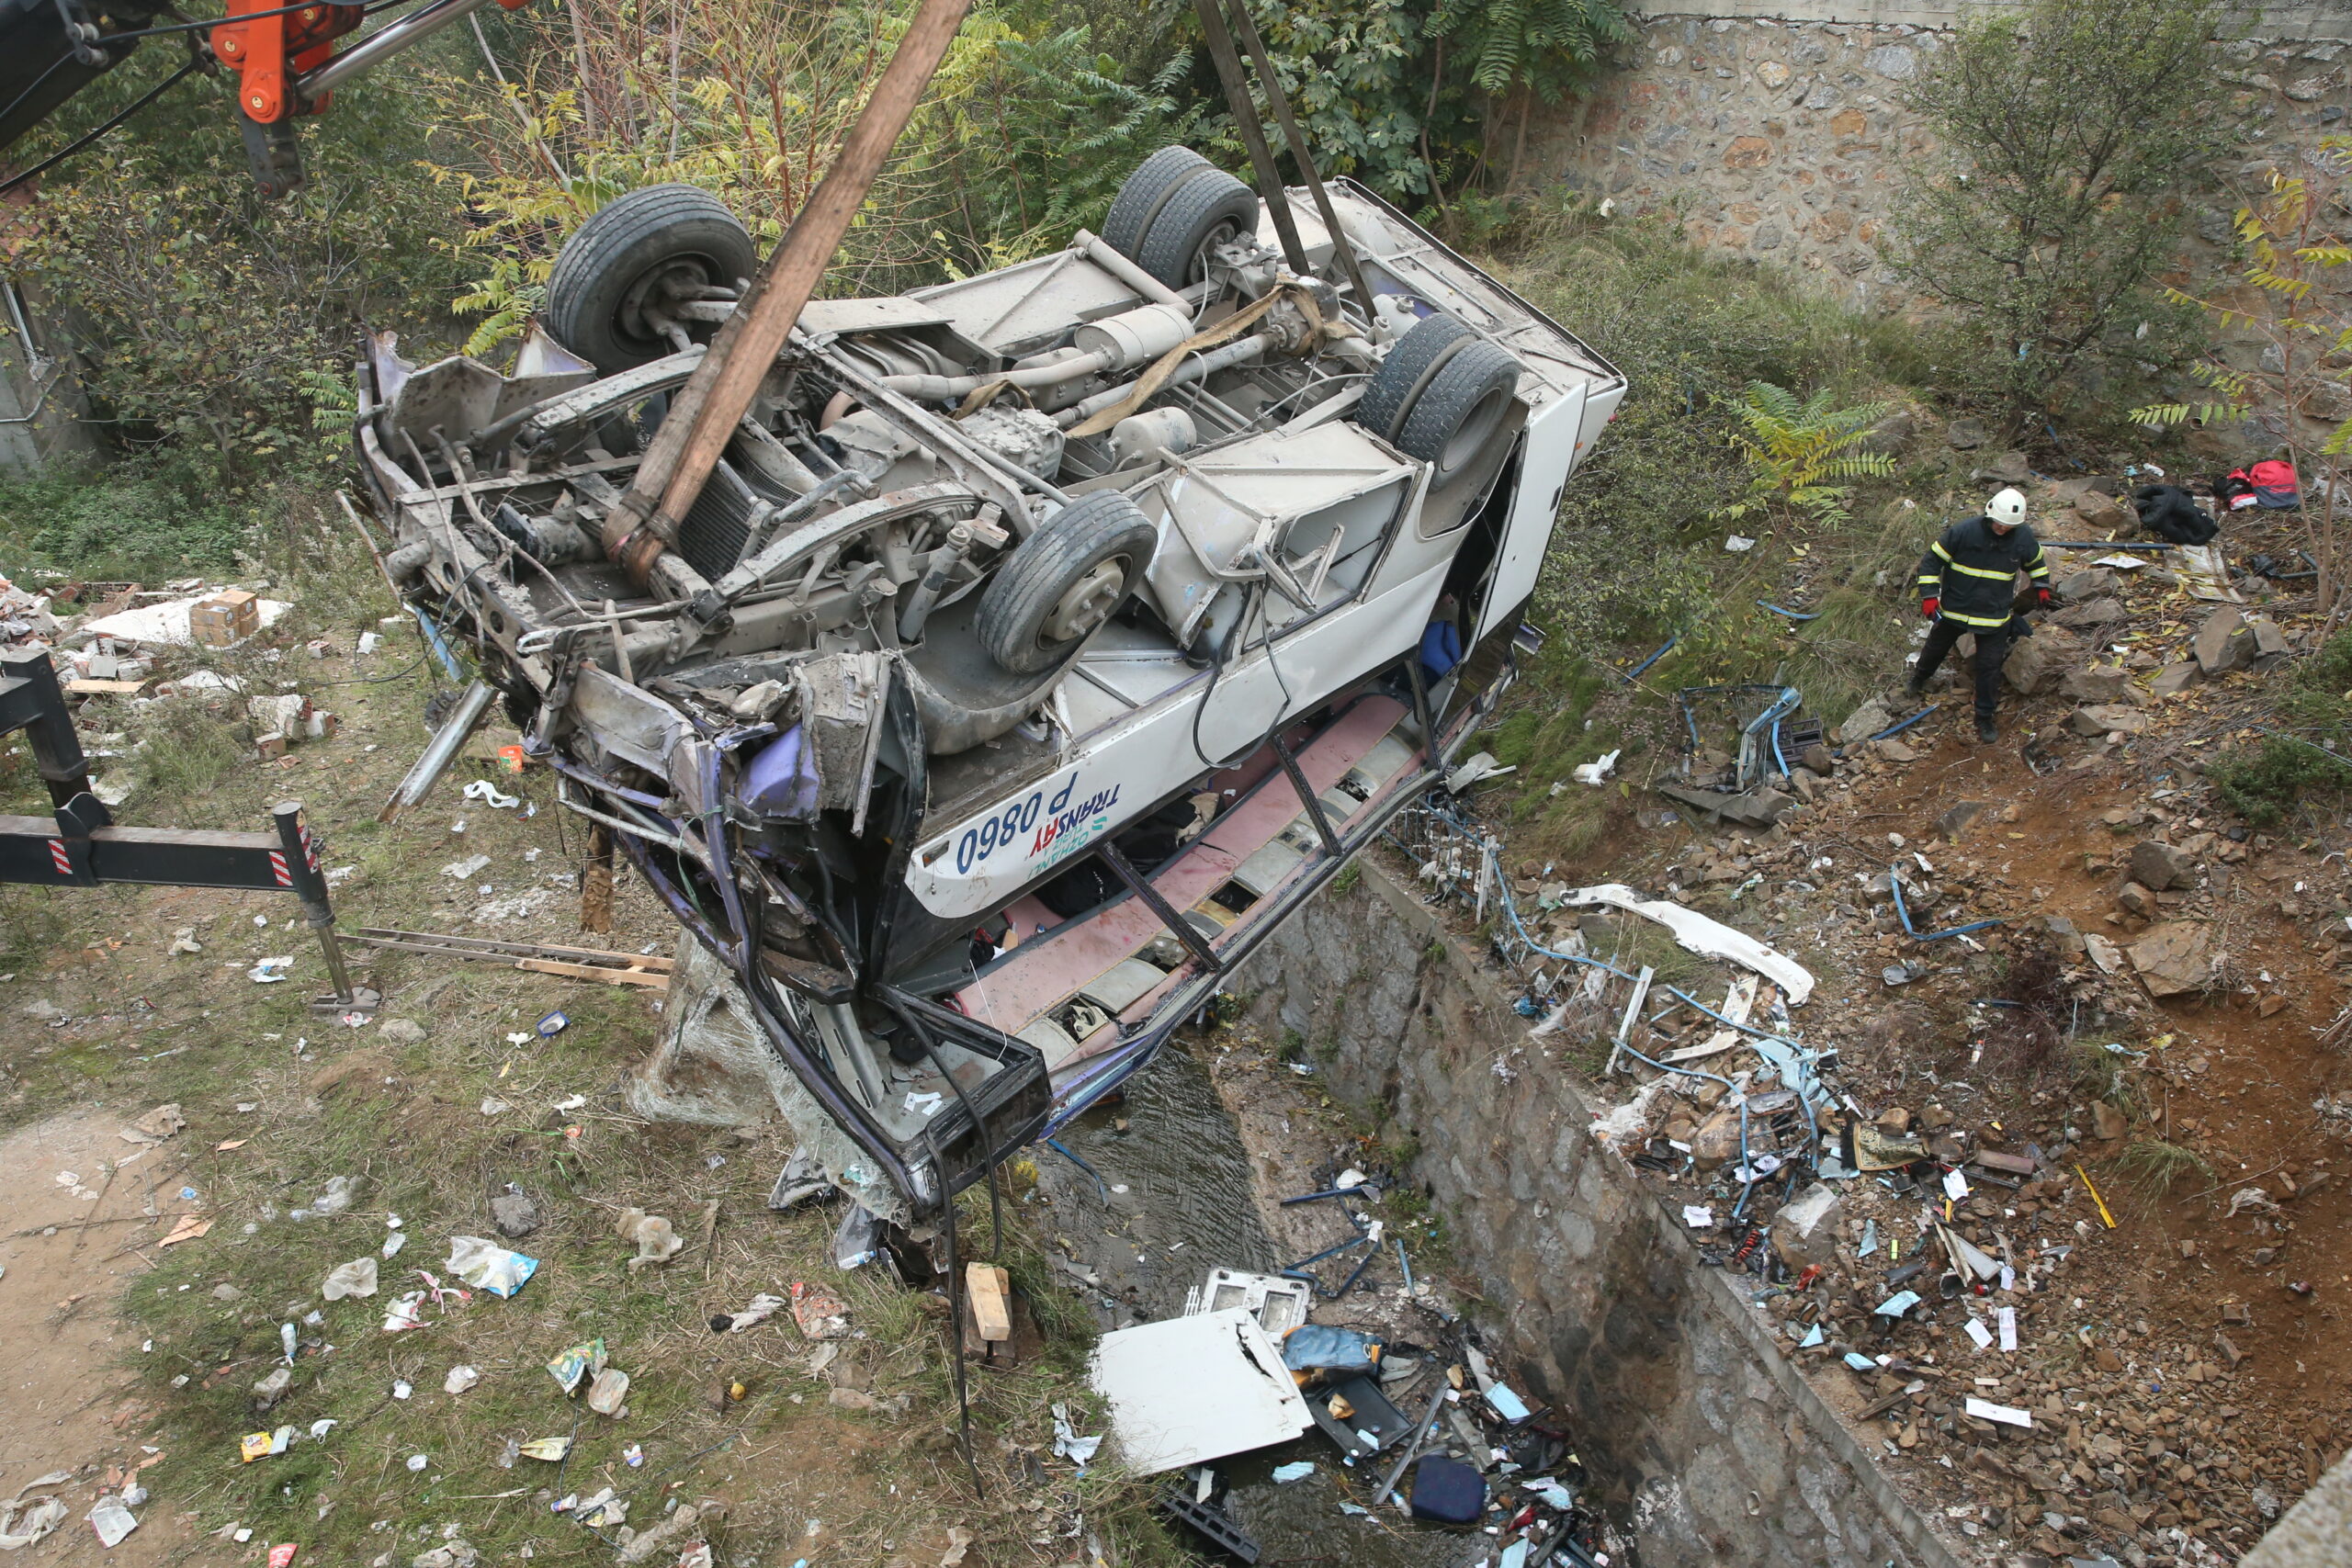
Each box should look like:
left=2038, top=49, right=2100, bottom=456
left=1772, top=1184, right=1844, bottom=1271
left=2127, top=921, right=2215, bottom=998
left=2060, top=666, right=2132, bottom=704
left=1871, top=738, right=1918, bottom=763
left=2194, top=607, right=2255, bottom=675
left=2003, top=624, right=2085, bottom=695
left=2152, top=660, right=2201, bottom=696
left=1836, top=699, right=1893, bottom=747
left=2246, top=615, right=2291, bottom=671
left=2129, top=840, right=2195, bottom=891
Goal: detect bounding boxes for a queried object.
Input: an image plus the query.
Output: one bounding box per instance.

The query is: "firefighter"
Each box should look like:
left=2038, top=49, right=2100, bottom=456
left=1907, top=486, right=2051, bottom=743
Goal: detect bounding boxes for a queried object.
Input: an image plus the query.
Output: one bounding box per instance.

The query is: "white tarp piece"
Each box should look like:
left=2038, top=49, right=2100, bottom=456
left=1089, top=1306, right=1312, bottom=1475
left=1563, top=883, right=1815, bottom=1004
left=81, top=592, right=290, bottom=648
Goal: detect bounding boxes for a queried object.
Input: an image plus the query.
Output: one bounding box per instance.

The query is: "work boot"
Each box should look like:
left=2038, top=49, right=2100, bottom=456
left=1903, top=678, right=1928, bottom=703
left=1975, top=715, right=1998, bottom=744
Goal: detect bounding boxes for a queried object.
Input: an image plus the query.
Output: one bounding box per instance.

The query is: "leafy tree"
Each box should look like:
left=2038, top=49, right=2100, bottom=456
left=1429, top=0, right=1630, bottom=192
left=2132, top=137, right=2352, bottom=612
left=1718, top=381, right=1894, bottom=530
left=437, top=0, right=1203, bottom=352
left=1889, top=0, right=2233, bottom=424
left=8, top=50, right=467, bottom=490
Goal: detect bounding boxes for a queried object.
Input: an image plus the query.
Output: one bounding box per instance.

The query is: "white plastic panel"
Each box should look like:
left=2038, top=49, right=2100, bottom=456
left=1473, top=379, right=1588, bottom=647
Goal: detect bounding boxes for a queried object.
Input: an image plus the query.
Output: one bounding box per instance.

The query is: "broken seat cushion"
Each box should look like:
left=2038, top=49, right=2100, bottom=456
left=1408, top=1454, right=1487, bottom=1525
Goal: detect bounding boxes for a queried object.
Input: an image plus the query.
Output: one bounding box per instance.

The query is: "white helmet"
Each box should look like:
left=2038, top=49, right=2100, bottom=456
left=1987, top=487, right=2028, bottom=527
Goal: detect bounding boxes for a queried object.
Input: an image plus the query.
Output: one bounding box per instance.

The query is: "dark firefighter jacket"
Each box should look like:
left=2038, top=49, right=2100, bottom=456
left=1915, top=516, right=2049, bottom=630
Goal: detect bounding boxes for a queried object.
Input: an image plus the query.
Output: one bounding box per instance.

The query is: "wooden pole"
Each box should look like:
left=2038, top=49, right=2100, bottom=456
left=603, top=0, right=978, bottom=581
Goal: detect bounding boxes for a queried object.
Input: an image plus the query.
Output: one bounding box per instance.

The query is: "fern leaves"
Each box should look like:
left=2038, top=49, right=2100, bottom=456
left=1719, top=379, right=1896, bottom=528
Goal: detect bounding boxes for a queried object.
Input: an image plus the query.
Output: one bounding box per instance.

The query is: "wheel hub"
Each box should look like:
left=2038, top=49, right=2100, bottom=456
left=1042, top=559, right=1125, bottom=643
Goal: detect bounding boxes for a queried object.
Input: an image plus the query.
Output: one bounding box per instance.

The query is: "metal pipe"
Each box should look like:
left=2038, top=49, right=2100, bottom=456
left=297, top=0, right=501, bottom=99
left=1373, top=1377, right=1453, bottom=1507
left=1070, top=229, right=1190, bottom=310
left=877, top=347, right=1112, bottom=403
left=377, top=678, right=492, bottom=822
left=1056, top=335, right=1267, bottom=428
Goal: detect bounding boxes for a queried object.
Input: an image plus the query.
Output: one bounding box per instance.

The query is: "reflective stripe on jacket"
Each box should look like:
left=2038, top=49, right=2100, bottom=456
left=1915, top=515, right=2048, bottom=629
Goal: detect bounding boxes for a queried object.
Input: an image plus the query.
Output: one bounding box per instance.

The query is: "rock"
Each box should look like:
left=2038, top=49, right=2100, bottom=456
left=2003, top=624, right=2085, bottom=694
left=1874, top=1106, right=1914, bottom=1135
left=2245, top=615, right=2291, bottom=670
left=1772, top=1184, right=1845, bottom=1270
left=1945, top=417, right=1986, bottom=451
left=1856, top=407, right=1915, bottom=457
left=1938, top=800, right=1989, bottom=838
left=2064, top=704, right=2149, bottom=737
left=2128, top=921, right=2214, bottom=998
left=2091, top=1101, right=2129, bottom=1141
left=2060, top=666, right=2132, bottom=703
left=2055, top=597, right=2129, bottom=631
left=2152, top=660, right=2201, bottom=696
left=1801, top=742, right=1835, bottom=774
left=1871, top=739, right=1918, bottom=763
left=2073, top=489, right=2133, bottom=530
left=379, top=1018, right=426, bottom=1045
left=2129, top=840, right=2194, bottom=891
left=1836, top=699, right=1893, bottom=746
left=1756, top=59, right=1792, bottom=89
left=1690, top=1109, right=1742, bottom=1170
left=2084, top=931, right=2125, bottom=974
left=2041, top=915, right=2088, bottom=958
left=1973, top=450, right=2031, bottom=485
left=212, top=1283, right=243, bottom=1302
left=2194, top=607, right=2255, bottom=675
left=2117, top=881, right=2160, bottom=919
left=490, top=1190, right=541, bottom=1238
left=1863, top=43, right=1917, bottom=79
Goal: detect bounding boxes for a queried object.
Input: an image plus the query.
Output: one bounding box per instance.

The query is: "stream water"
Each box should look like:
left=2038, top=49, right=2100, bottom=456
left=1031, top=1043, right=1477, bottom=1568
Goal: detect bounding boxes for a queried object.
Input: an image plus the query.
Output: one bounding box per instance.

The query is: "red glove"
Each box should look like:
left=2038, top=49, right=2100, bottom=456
left=2036, top=587, right=2053, bottom=609
left=1920, top=597, right=1939, bottom=620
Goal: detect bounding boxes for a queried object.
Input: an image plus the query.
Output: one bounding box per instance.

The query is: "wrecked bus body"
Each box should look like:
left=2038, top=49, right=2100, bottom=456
left=354, top=149, right=1624, bottom=1224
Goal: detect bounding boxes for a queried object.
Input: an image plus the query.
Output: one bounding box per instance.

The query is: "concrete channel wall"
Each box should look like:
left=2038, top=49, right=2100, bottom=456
left=1233, top=862, right=1966, bottom=1568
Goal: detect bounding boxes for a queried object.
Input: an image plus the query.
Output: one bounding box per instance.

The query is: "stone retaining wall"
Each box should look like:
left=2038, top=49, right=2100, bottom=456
left=1528, top=8, right=2351, bottom=308
left=1233, top=861, right=1968, bottom=1567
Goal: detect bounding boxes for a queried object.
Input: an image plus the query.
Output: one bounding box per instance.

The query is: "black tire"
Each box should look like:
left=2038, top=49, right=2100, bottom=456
left=1133, top=167, right=1261, bottom=289
left=1102, top=146, right=1212, bottom=260
left=546, top=185, right=755, bottom=373
left=1357, top=313, right=1522, bottom=485
left=978, top=492, right=1158, bottom=674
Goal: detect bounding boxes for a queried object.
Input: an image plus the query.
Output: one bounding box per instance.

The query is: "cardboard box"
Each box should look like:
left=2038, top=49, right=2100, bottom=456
left=190, top=590, right=259, bottom=648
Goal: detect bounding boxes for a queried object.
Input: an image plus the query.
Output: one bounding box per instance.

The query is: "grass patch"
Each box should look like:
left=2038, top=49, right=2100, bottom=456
left=2207, top=626, right=2352, bottom=825
left=2110, top=1136, right=2213, bottom=1200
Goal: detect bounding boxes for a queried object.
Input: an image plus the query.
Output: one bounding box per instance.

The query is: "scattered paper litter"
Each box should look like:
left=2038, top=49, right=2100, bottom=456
left=1681, top=1205, right=1715, bottom=1229
left=1049, top=1402, right=1102, bottom=1467
left=80, top=592, right=290, bottom=647
left=85, top=1495, right=139, bottom=1548
left=1571, top=749, right=1621, bottom=787
left=1561, top=883, right=1815, bottom=1003
left=248, top=957, right=294, bottom=984
left=462, top=779, right=519, bottom=809
left=444, top=1366, right=480, bottom=1394
left=321, top=1258, right=379, bottom=1300
left=1963, top=1317, right=1994, bottom=1351
left=1271, top=1461, right=1316, bottom=1483
left=1964, top=1397, right=2031, bottom=1428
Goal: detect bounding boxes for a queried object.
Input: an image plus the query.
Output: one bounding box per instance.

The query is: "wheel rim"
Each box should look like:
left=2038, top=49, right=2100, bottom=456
left=616, top=256, right=719, bottom=347
left=1439, top=385, right=1510, bottom=476
left=1182, top=219, right=1245, bottom=287
left=1041, top=558, right=1127, bottom=644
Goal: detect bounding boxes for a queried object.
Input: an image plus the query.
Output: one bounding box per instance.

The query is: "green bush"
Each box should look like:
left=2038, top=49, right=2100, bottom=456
left=2206, top=627, right=2352, bottom=825
left=0, top=465, right=254, bottom=581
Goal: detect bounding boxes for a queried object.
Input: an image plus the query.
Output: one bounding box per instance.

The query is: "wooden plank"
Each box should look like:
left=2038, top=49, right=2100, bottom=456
left=65, top=679, right=147, bottom=695
left=1971, top=1149, right=2040, bottom=1177
left=514, top=958, right=671, bottom=990
left=354, top=927, right=674, bottom=969
left=967, top=1262, right=1012, bottom=1342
